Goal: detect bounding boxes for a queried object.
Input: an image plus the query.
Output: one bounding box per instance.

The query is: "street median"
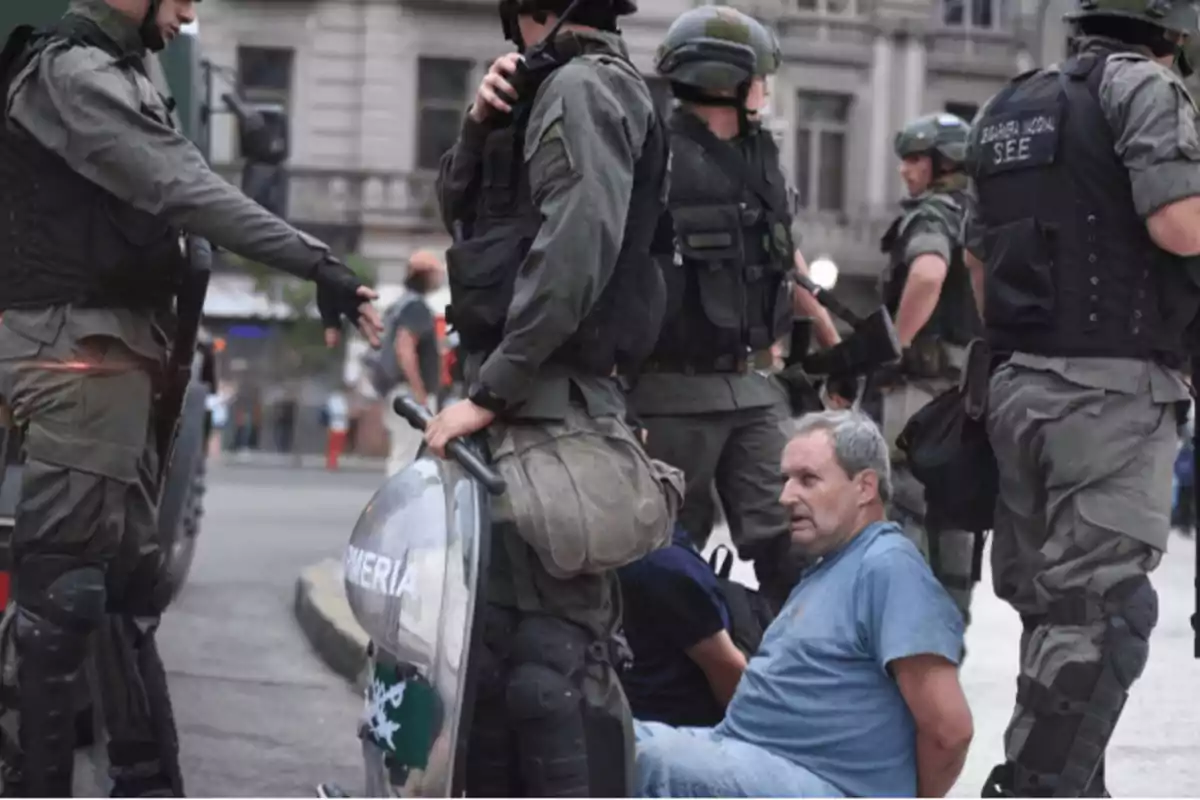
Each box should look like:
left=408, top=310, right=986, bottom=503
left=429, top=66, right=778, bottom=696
left=294, top=558, right=370, bottom=689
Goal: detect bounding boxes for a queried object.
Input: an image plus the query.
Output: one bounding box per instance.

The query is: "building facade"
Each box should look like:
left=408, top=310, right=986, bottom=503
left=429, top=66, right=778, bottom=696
left=200, top=0, right=1054, bottom=311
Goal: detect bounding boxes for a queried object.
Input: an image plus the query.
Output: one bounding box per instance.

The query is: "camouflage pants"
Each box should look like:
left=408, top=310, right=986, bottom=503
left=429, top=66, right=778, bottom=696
left=464, top=410, right=636, bottom=797
left=985, top=362, right=1171, bottom=797
left=879, top=377, right=978, bottom=628
left=0, top=309, right=180, bottom=796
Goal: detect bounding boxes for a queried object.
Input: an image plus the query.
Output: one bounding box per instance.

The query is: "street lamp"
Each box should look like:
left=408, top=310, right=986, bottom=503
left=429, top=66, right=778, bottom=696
left=809, top=255, right=839, bottom=290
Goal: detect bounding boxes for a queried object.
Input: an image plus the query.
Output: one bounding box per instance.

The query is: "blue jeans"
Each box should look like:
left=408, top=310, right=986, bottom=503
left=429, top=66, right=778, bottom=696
left=634, top=720, right=845, bottom=798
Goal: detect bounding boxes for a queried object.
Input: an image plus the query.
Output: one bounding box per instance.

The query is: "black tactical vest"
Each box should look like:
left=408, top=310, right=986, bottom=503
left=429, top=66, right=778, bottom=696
left=443, top=53, right=672, bottom=377
left=0, top=16, right=185, bottom=313
left=968, top=44, right=1200, bottom=367
left=880, top=186, right=981, bottom=351
left=646, top=112, right=794, bottom=372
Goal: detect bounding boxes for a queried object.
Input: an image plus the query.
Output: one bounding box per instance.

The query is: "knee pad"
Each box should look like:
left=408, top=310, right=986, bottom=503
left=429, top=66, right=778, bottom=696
left=14, top=561, right=106, bottom=667
left=1104, top=576, right=1157, bottom=689
left=506, top=616, right=588, bottom=726
left=505, top=616, right=631, bottom=797
left=1012, top=578, right=1157, bottom=797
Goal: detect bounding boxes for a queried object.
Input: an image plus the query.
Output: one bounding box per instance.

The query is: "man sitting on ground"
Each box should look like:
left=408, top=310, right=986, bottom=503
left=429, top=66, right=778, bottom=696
left=635, top=410, right=973, bottom=798
left=617, top=524, right=751, bottom=727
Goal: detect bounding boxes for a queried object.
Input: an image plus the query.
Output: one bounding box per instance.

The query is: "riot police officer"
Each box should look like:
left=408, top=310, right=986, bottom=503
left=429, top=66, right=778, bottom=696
left=0, top=0, right=381, bottom=795
left=874, top=113, right=982, bottom=628
left=963, top=1, right=1200, bottom=795
left=628, top=5, right=807, bottom=609
left=431, top=0, right=682, bottom=795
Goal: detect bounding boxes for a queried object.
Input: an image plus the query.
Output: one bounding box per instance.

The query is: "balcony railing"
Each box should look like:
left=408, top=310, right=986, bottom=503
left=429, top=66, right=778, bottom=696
left=213, top=163, right=443, bottom=232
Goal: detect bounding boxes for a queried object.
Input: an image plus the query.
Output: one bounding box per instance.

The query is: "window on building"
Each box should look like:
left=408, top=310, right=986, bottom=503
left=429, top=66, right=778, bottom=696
left=791, top=0, right=858, bottom=14
left=942, top=0, right=1005, bottom=28
left=237, top=46, right=293, bottom=105
left=416, top=58, right=473, bottom=171
left=944, top=101, right=979, bottom=123
left=794, top=91, right=850, bottom=213
left=236, top=47, right=293, bottom=161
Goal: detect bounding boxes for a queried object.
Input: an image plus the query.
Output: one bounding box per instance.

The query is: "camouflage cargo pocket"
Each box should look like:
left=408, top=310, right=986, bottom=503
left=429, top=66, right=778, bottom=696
left=490, top=411, right=684, bottom=580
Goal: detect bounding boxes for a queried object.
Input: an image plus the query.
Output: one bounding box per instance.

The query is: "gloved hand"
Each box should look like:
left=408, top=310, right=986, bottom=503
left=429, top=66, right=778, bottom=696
left=314, top=256, right=383, bottom=347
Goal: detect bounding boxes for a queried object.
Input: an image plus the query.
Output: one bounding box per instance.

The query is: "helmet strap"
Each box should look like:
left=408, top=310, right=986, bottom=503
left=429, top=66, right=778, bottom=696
left=140, top=0, right=166, bottom=51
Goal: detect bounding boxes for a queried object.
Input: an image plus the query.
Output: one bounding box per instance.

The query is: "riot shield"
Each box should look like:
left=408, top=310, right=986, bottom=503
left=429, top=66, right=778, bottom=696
left=343, top=399, right=503, bottom=797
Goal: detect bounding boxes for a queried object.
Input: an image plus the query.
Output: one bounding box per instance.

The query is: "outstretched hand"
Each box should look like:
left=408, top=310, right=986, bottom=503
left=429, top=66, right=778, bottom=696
left=325, top=286, right=383, bottom=348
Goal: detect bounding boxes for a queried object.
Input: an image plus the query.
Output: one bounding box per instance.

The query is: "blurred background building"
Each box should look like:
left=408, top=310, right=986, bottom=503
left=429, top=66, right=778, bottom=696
left=0, top=0, right=1117, bottom=459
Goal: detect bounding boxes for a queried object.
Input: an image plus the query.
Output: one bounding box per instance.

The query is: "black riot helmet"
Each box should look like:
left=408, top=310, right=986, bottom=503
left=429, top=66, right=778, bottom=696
left=499, top=0, right=637, bottom=50
left=1065, top=0, right=1199, bottom=75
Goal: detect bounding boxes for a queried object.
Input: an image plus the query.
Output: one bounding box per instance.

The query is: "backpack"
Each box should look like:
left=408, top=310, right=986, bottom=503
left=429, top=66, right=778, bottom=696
left=363, top=294, right=422, bottom=397
left=707, top=545, right=777, bottom=658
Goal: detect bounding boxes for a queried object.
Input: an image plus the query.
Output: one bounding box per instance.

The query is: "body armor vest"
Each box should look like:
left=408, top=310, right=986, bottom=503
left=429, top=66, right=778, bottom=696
left=444, top=53, right=672, bottom=377
left=968, top=44, right=1200, bottom=367
left=647, top=112, right=794, bottom=371
left=880, top=187, right=980, bottom=351
left=0, top=16, right=185, bottom=312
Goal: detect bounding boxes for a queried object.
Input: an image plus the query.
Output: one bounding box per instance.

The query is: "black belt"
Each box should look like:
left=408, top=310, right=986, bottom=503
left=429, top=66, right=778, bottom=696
left=638, top=353, right=763, bottom=376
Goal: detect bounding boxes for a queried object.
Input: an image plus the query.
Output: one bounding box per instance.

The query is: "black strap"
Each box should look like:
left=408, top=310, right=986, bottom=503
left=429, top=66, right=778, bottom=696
left=670, top=113, right=786, bottom=219
left=708, top=544, right=734, bottom=580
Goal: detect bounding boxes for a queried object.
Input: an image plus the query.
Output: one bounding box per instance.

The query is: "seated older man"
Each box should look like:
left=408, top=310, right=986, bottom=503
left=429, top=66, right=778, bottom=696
left=635, top=410, right=973, bottom=798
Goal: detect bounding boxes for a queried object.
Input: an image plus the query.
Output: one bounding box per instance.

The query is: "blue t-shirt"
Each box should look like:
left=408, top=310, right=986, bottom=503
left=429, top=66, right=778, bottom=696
left=715, top=521, right=964, bottom=797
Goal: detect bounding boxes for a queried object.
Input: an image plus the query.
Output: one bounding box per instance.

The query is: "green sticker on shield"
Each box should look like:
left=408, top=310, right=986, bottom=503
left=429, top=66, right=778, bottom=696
left=362, top=661, right=439, bottom=770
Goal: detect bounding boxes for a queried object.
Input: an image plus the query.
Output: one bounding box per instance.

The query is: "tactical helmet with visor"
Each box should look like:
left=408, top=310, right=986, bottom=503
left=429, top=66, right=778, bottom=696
left=894, top=112, right=971, bottom=168
left=1065, top=0, right=1199, bottom=73
left=655, top=6, right=781, bottom=97
left=499, top=0, right=637, bottom=47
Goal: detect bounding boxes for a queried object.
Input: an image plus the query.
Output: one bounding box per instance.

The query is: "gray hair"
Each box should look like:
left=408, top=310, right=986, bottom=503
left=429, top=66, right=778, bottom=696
left=789, top=410, right=892, bottom=503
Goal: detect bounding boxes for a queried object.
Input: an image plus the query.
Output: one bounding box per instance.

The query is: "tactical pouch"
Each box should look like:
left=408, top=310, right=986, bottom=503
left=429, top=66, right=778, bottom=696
left=896, top=338, right=998, bottom=533
left=488, top=411, right=684, bottom=580
left=444, top=222, right=535, bottom=352
left=672, top=205, right=745, bottom=335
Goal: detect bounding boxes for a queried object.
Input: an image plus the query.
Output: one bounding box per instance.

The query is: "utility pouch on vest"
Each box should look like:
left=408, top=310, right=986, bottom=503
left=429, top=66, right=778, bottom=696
left=488, top=411, right=684, bottom=580
left=672, top=205, right=745, bottom=334
left=444, top=222, right=536, bottom=352
left=897, top=338, right=998, bottom=533
left=982, top=217, right=1056, bottom=330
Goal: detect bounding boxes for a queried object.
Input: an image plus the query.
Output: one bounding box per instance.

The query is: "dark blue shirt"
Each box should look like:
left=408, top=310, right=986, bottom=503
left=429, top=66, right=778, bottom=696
left=618, top=527, right=729, bottom=727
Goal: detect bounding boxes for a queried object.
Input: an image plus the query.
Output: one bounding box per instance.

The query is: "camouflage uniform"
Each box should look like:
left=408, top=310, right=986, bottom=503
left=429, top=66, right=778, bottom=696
left=876, top=113, right=983, bottom=628
left=629, top=7, right=803, bottom=608
left=965, top=2, right=1200, bottom=794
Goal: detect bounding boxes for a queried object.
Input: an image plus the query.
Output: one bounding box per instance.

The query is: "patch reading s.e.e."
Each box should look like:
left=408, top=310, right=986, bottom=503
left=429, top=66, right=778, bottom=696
left=977, top=106, right=1061, bottom=176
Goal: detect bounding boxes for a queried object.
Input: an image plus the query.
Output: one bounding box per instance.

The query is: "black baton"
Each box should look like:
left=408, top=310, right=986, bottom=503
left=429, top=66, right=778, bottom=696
left=394, top=397, right=506, bottom=495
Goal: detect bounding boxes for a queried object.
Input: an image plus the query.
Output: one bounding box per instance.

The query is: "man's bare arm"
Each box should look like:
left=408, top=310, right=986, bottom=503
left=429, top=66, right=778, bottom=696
left=685, top=631, right=748, bottom=708
left=965, top=248, right=986, bottom=318
left=895, top=254, right=949, bottom=347
left=892, top=653, right=973, bottom=797
left=395, top=328, right=428, bottom=405
left=793, top=251, right=841, bottom=347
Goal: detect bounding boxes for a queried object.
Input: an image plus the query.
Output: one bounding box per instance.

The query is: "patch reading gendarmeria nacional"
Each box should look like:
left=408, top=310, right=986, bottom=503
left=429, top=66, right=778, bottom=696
left=976, top=106, right=1061, bottom=177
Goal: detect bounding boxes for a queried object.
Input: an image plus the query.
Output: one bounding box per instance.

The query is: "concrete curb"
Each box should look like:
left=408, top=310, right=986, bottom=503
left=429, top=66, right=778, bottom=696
left=294, top=558, right=371, bottom=690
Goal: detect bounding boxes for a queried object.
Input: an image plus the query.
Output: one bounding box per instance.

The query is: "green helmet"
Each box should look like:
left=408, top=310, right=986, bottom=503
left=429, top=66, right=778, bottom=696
left=894, top=113, right=971, bottom=164
left=655, top=6, right=781, bottom=94
left=1064, top=0, right=1199, bottom=35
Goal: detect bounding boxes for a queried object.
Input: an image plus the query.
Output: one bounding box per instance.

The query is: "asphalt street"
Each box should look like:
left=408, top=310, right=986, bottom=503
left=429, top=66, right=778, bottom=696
left=154, top=462, right=383, bottom=797
left=146, top=459, right=1200, bottom=797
